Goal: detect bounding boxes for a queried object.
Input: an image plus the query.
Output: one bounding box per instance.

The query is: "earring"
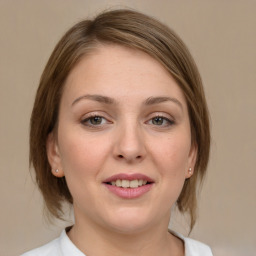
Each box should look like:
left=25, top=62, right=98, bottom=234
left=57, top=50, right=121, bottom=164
left=188, top=168, right=192, bottom=174
left=55, top=169, right=59, bottom=173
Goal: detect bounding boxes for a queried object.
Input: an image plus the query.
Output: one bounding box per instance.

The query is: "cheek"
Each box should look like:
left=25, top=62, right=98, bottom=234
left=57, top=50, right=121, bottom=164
left=58, top=129, right=110, bottom=178
left=152, top=136, right=190, bottom=205
left=150, top=133, right=191, bottom=175
left=57, top=130, right=111, bottom=205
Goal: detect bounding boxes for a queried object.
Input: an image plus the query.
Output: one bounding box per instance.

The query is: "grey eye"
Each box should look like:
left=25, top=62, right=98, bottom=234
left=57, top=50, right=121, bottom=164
left=89, top=116, right=103, bottom=125
left=81, top=115, right=107, bottom=126
left=148, top=116, right=174, bottom=127
left=152, top=117, right=164, bottom=125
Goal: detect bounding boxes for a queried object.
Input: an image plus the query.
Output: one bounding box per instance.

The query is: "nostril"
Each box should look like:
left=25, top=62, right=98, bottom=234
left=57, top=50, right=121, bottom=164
left=116, top=154, right=143, bottom=160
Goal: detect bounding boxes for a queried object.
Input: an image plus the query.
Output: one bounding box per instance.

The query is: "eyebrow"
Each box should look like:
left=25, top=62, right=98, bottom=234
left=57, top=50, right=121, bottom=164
left=72, top=94, right=116, bottom=106
left=72, top=94, right=183, bottom=110
left=143, top=96, right=183, bottom=110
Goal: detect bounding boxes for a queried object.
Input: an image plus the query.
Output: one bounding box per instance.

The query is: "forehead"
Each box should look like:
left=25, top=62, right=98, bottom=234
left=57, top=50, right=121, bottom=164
left=62, top=44, right=186, bottom=105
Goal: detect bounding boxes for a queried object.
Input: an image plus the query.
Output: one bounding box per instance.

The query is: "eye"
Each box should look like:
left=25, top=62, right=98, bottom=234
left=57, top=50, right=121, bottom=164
left=148, top=116, right=174, bottom=127
left=81, top=115, right=108, bottom=126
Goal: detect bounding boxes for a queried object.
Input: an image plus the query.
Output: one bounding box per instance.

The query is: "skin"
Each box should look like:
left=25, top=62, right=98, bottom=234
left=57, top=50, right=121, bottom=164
left=47, top=44, right=197, bottom=256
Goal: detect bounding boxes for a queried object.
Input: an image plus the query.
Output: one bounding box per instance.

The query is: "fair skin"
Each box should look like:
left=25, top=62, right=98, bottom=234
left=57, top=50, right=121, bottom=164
left=47, top=44, right=197, bottom=256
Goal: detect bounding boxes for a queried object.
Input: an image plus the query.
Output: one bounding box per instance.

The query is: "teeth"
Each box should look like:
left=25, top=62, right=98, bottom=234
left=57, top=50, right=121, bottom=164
left=109, top=179, right=148, bottom=188
left=116, top=179, right=122, bottom=187
left=130, top=180, right=138, bottom=188
left=122, top=180, right=129, bottom=188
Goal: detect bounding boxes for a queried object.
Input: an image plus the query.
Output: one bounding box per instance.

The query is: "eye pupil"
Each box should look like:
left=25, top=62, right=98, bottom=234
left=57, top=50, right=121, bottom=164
left=91, top=116, right=102, bottom=125
left=152, top=117, right=164, bottom=125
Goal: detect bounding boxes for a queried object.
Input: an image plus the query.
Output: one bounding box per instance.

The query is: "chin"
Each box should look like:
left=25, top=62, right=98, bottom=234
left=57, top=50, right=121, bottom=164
left=101, top=207, right=162, bottom=235
left=107, top=221, right=151, bottom=235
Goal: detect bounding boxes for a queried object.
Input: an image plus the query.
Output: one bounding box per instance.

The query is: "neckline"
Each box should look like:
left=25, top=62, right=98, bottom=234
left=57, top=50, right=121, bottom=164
left=61, top=227, right=187, bottom=256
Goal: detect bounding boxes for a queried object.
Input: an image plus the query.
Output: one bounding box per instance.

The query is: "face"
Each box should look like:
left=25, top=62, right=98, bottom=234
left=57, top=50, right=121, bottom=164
left=47, top=44, right=197, bottom=234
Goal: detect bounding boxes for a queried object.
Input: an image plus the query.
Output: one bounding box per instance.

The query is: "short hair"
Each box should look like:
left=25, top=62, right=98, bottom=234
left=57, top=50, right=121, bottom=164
left=30, top=9, right=210, bottom=231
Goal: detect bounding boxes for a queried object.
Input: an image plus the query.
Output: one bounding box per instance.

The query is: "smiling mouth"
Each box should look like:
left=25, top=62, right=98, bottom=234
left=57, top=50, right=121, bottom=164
left=103, top=174, right=154, bottom=198
left=106, top=179, right=151, bottom=188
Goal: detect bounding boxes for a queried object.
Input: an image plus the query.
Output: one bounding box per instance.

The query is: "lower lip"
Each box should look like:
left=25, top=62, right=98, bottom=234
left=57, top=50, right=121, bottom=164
left=104, top=184, right=154, bottom=199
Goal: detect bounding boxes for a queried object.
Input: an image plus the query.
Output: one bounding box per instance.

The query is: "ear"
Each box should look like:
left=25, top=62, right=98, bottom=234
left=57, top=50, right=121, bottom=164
left=46, top=132, right=64, bottom=178
left=185, top=142, right=198, bottom=179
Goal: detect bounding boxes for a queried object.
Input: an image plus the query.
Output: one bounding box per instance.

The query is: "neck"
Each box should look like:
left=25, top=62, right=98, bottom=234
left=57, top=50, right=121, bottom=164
left=68, top=212, right=184, bottom=256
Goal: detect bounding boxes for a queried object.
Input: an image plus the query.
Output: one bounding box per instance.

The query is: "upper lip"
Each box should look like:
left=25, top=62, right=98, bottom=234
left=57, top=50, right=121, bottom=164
left=103, top=173, right=154, bottom=183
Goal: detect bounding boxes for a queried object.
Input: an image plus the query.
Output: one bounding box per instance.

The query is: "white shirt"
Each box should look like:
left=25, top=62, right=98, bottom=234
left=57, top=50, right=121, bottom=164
left=21, top=229, right=213, bottom=256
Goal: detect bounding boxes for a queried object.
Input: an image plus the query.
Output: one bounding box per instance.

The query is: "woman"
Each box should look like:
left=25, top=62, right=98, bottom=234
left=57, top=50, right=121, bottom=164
left=22, top=9, right=212, bottom=256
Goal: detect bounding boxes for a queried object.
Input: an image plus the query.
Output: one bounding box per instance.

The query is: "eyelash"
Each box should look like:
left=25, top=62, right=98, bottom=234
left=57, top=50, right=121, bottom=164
left=147, top=115, right=175, bottom=127
left=81, top=113, right=175, bottom=129
left=80, top=114, right=109, bottom=127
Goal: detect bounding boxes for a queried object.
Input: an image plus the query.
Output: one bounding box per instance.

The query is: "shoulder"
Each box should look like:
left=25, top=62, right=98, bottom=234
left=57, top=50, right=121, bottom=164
left=169, top=230, right=213, bottom=256
left=183, top=237, right=213, bottom=256
left=21, top=229, right=85, bottom=256
left=21, top=237, right=61, bottom=256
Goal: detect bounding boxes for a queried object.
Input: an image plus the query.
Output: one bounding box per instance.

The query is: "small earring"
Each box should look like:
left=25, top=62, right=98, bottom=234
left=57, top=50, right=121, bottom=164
left=55, top=169, right=59, bottom=173
left=188, top=168, right=192, bottom=174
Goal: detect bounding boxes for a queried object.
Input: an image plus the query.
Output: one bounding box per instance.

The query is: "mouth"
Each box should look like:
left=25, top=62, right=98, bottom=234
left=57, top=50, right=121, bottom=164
left=102, top=173, right=154, bottom=199
left=106, top=179, right=151, bottom=188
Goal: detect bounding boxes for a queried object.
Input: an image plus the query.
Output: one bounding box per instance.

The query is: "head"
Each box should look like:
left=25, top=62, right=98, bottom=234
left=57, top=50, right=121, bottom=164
left=30, top=9, right=210, bottom=232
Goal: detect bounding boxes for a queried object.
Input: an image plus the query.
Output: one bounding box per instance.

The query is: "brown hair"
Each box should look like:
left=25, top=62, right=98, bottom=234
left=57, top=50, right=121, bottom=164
left=30, top=9, right=210, bottom=231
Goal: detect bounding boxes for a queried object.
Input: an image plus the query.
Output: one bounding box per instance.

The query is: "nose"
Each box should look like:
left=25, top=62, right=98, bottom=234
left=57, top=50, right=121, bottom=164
left=113, top=123, right=146, bottom=163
